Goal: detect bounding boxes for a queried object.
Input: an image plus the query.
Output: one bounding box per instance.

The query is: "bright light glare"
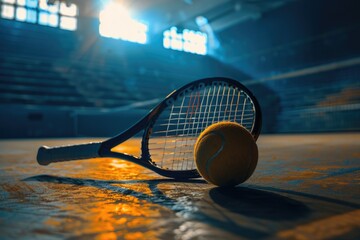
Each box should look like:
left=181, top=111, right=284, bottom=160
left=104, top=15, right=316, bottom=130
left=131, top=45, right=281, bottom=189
left=60, top=16, right=77, bottom=31
left=39, top=0, right=48, bottom=10
left=2, top=0, right=16, bottom=4
left=1, top=4, right=15, bottom=19
left=99, top=2, right=147, bottom=44
left=48, top=13, right=58, bottom=27
left=60, top=2, right=77, bottom=17
left=15, top=7, right=26, bottom=21
left=17, top=0, right=25, bottom=6
left=163, top=27, right=207, bottom=55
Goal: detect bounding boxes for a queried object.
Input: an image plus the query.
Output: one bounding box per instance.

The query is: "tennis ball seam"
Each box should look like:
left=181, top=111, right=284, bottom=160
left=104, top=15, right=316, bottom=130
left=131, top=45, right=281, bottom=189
left=203, top=131, right=226, bottom=183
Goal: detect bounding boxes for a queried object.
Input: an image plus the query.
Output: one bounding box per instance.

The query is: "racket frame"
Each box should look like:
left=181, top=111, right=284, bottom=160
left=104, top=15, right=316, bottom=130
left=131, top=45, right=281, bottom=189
left=37, top=77, right=261, bottom=179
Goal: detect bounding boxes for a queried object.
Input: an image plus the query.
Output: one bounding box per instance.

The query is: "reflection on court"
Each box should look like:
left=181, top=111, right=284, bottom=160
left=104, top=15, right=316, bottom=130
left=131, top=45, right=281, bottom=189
left=0, top=134, right=359, bottom=239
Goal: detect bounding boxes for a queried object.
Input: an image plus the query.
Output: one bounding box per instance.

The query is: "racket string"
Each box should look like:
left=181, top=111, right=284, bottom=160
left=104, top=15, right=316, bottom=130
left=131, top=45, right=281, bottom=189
left=183, top=91, right=203, bottom=170
left=191, top=86, right=209, bottom=169
left=171, top=95, right=187, bottom=170
left=159, top=104, right=175, bottom=169
left=149, top=84, right=257, bottom=171
left=151, top=117, right=255, bottom=134
left=181, top=92, right=198, bottom=170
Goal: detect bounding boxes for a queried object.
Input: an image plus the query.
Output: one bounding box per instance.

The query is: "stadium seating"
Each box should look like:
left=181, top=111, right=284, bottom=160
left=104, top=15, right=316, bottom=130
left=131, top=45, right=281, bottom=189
left=0, top=16, right=358, bottom=136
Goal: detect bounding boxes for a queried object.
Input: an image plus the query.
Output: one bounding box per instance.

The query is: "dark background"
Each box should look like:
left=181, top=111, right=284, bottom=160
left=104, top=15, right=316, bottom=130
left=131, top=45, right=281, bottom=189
left=0, top=0, right=359, bottom=137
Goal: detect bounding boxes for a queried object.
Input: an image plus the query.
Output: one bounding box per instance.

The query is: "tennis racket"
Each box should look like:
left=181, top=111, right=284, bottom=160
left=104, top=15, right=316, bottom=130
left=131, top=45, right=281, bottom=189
left=37, top=77, right=262, bottom=179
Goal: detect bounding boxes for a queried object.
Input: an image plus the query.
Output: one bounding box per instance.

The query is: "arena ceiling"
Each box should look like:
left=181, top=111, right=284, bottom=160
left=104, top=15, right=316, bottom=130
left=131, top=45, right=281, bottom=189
left=71, top=0, right=291, bottom=34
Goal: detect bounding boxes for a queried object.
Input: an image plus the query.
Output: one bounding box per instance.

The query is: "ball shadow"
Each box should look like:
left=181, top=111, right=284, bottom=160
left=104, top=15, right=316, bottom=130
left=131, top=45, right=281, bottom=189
left=209, top=186, right=311, bottom=221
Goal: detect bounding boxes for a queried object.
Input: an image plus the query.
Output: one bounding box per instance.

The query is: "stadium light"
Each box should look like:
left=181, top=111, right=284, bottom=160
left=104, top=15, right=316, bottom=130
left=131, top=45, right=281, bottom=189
left=99, top=2, right=148, bottom=44
left=163, top=27, right=207, bottom=55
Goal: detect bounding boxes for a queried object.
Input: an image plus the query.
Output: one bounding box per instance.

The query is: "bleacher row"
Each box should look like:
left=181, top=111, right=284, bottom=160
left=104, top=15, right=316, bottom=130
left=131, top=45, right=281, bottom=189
left=0, top=53, right=239, bottom=109
left=1, top=47, right=359, bottom=134
left=0, top=18, right=359, bottom=136
left=0, top=56, right=93, bottom=107
left=270, top=67, right=360, bottom=110
left=261, top=64, right=360, bottom=132
left=0, top=17, right=245, bottom=110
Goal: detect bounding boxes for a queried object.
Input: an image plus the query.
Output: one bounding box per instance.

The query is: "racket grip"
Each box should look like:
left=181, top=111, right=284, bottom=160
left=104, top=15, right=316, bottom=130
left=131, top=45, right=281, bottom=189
left=37, top=142, right=101, bottom=166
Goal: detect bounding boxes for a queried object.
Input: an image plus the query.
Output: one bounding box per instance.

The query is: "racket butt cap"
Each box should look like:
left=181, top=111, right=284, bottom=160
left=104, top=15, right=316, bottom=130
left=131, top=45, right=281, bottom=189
left=37, top=146, right=51, bottom=165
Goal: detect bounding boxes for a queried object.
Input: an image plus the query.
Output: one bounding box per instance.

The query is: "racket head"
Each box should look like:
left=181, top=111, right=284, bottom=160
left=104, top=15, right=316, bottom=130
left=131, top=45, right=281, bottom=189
left=143, top=77, right=261, bottom=178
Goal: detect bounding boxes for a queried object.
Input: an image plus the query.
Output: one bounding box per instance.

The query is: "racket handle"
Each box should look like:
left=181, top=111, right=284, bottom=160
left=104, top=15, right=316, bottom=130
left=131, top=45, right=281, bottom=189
left=37, top=142, right=101, bottom=166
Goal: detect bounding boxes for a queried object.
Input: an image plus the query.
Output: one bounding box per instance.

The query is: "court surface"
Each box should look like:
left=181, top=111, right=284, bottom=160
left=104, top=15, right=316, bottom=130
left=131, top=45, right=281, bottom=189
left=0, top=133, right=359, bottom=239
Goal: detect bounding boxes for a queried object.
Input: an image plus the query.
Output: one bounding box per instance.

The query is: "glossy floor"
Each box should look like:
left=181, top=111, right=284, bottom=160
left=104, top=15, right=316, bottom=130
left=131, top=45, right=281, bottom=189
left=0, top=134, right=359, bottom=239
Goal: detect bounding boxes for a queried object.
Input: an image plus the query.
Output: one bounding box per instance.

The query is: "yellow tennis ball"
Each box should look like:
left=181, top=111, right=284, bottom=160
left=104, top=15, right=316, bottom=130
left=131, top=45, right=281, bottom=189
left=194, top=122, right=258, bottom=187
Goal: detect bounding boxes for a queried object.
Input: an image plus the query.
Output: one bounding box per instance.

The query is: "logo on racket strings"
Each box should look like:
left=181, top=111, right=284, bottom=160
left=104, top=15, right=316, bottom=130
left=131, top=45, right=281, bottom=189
left=166, top=81, right=229, bottom=106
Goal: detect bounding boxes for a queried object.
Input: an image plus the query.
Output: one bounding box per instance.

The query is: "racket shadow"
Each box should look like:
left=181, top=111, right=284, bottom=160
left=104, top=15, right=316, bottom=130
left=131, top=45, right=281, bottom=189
left=24, top=174, right=206, bottom=185
left=23, top=175, right=269, bottom=238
